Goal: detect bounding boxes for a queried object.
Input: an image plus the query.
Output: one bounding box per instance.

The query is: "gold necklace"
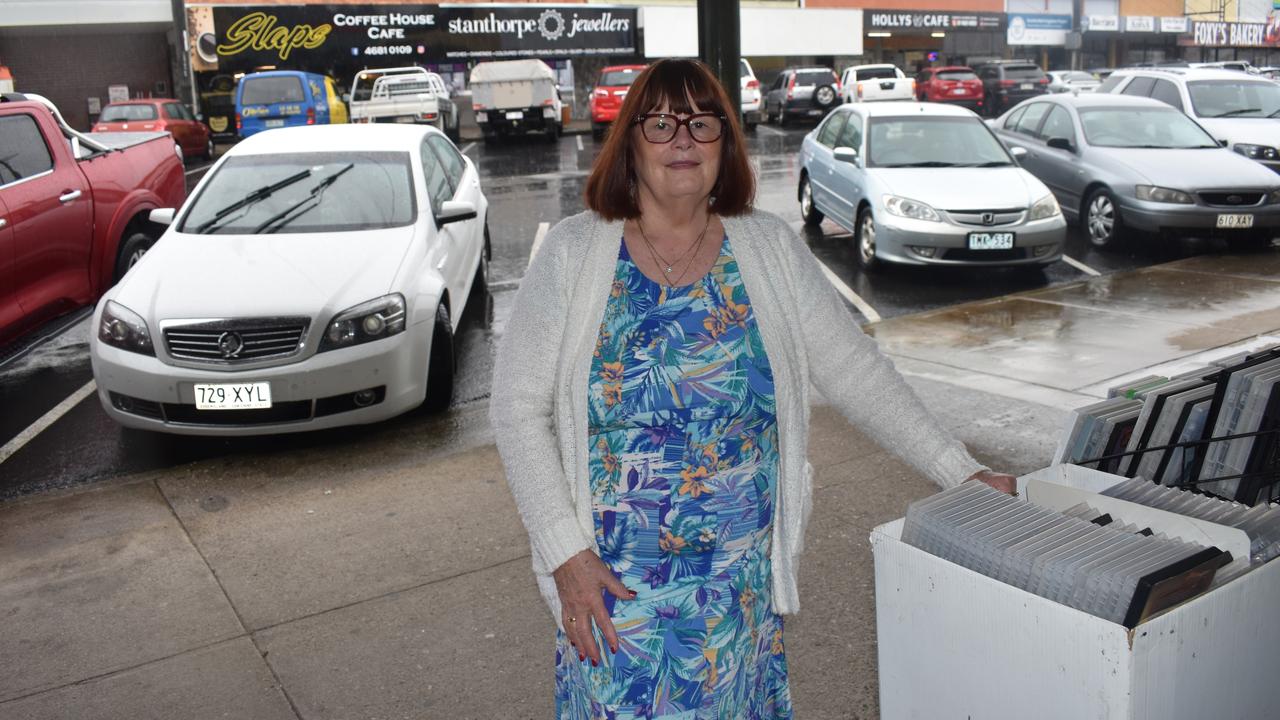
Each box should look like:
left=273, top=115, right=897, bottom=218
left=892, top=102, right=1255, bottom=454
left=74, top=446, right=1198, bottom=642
left=636, top=214, right=712, bottom=278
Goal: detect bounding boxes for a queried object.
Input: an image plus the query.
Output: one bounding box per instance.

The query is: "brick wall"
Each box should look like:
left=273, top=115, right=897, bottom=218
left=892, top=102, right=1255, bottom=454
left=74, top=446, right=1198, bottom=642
left=0, top=29, right=171, bottom=130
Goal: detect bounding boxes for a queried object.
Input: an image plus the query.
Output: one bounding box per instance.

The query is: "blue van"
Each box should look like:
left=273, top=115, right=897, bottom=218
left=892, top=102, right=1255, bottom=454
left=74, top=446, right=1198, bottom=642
left=235, top=70, right=348, bottom=138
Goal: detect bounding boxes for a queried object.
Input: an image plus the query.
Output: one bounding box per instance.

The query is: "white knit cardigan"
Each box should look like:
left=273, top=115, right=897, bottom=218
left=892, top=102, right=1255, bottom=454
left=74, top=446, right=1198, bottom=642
left=490, top=209, right=986, bottom=627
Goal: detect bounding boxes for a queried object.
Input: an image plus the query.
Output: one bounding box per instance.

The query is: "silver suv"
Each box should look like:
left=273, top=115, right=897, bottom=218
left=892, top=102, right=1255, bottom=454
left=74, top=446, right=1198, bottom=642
left=1098, top=67, right=1280, bottom=175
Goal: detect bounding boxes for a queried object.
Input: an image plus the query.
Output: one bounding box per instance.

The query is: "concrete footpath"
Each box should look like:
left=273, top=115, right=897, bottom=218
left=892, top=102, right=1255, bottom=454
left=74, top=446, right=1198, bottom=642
left=2, top=251, right=1279, bottom=719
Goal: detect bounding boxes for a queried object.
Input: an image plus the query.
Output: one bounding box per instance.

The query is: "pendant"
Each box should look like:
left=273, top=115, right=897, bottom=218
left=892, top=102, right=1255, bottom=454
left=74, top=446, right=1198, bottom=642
left=665, top=266, right=673, bottom=273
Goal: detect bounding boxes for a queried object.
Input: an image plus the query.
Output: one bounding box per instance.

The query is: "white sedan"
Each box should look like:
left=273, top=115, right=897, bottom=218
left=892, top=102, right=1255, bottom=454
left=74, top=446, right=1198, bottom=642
left=89, top=124, right=489, bottom=435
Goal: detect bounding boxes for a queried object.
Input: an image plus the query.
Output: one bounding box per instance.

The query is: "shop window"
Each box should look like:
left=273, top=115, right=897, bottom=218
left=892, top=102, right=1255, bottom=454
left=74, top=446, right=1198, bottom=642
left=1150, top=80, right=1184, bottom=112
left=816, top=113, right=846, bottom=148
left=0, top=114, right=54, bottom=186
left=1121, top=76, right=1156, bottom=97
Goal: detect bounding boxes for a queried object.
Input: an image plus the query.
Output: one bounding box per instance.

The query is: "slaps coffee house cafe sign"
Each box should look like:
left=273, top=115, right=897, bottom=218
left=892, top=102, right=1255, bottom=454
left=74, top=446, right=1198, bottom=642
left=191, top=3, right=639, bottom=72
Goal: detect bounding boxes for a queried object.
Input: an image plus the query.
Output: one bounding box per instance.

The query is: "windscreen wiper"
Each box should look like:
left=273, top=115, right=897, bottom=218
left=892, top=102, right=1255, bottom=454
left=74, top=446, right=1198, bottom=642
left=192, top=169, right=313, bottom=234
left=255, top=164, right=355, bottom=234
left=881, top=161, right=958, bottom=168
left=1209, top=108, right=1261, bottom=118
left=962, top=161, right=1014, bottom=167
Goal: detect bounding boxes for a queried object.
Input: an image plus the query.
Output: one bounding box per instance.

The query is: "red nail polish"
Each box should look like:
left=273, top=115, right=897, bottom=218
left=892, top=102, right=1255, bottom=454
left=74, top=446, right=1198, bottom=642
left=611, top=645, right=618, bottom=654
left=591, top=658, right=598, bottom=667
left=579, top=653, right=585, bottom=662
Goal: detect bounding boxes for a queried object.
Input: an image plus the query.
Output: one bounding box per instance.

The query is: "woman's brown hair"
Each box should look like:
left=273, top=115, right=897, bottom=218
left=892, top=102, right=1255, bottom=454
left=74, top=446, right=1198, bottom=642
left=584, top=58, right=755, bottom=220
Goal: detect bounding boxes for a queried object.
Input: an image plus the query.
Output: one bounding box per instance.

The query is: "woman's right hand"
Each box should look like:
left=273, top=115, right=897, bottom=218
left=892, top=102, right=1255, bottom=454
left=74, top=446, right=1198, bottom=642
left=552, top=549, right=637, bottom=666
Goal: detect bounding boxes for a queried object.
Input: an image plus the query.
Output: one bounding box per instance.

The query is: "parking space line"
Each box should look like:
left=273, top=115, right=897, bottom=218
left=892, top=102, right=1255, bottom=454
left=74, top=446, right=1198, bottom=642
left=0, top=380, right=97, bottom=466
left=1061, top=254, right=1101, bottom=277
left=576, top=135, right=584, bottom=152
left=184, top=164, right=211, bottom=177
left=816, top=259, right=881, bottom=323
left=529, top=222, right=550, bottom=266
left=459, top=142, right=476, bottom=156
left=755, top=125, right=785, bottom=136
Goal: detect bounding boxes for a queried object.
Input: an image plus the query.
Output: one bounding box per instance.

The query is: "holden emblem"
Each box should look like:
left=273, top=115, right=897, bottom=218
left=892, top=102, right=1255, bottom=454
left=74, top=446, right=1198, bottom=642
left=217, top=331, right=245, bottom=358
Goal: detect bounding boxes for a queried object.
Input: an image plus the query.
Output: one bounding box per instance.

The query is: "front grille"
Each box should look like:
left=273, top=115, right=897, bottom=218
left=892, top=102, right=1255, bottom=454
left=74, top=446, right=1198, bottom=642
left=164, top=319, right=308, bottom=364
left=942, top=248, right=1028, bottom=262
left=948, top=209, right=1025, bottom=227
left=163, top=401, right=313, bottom=426
left=1199, top=192, right=1264, bottom=207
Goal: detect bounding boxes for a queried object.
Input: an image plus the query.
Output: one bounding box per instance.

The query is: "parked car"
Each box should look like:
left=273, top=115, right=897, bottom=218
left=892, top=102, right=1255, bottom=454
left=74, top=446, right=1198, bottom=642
left=840, top=64, right=915, bottom=104
left=0, top=93, right=186, bottom=346
left=1257, top=66, right=1280, bottom=81
left=974, top=60, right=1050, bottom=116
left=763, top=67, right=840, bottom=126
left=740, top=58, right=762, bottom=132
left=991, top=93, right=1280, bottom=250
left=89, top=123, right=489, bottom=434
left=349, top=67, right=458, bottom=141
left=797, top=101, right=1065, bottom=270
left=590, top=64, right=645, bottom=140
left=1047, top=70, right=1101, bottom=94
left=915, top=66, right=984, bottom=111
left=1190, top=61, right=1258, bottom=75
left=1097, top=67, right=1280, bottom=175
left=235, top=70, right=348, bottom=138
left=470, top=59, right=564, bottom=142
left=94, top=98, right=214, bottom=161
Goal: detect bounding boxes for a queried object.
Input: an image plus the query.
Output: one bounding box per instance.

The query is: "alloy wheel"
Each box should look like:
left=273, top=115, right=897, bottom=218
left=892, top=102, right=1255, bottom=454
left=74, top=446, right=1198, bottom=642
left=1088, top=195, right=1115, bottom=246
left=859, top=213, right=876, bottom=265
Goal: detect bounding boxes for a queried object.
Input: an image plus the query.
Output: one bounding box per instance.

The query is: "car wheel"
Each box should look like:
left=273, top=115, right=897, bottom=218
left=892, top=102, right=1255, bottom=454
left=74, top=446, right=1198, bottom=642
left=422, top=303, right=455, bottom=413
left=778, top=109, right=790, bottom=128
left=1084, top=187, right=1125, bottom=250
left=114, top=231, right=156, bottom=283
left=202, top=138, right=214, bottom=161
left=474, top=222, right=491, bottom=294
left=592, top=122, right=606, bottom=141
left=799, top=175, right=824, bottom=226
left=856, top=207, right=882, bottom=272
left=546, top=122, right=560, bottom=142
left=745, top=120, right=757, bottom=133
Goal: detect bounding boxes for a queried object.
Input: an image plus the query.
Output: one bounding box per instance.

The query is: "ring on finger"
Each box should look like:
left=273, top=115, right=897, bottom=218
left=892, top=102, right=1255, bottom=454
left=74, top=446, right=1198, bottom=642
left=567, top=616, right=576, bottom=623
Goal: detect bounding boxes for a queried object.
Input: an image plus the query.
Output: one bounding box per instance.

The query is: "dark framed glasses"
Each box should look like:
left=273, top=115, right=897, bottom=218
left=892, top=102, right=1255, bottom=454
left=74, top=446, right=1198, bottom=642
left=633, top=113, right=726, bottom=144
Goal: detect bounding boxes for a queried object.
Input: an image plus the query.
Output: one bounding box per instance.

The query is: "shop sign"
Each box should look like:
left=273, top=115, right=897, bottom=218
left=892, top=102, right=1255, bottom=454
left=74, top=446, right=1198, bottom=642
left=1007, top=14, right=1073, bottom=46
left=1159, top=17, right=1188, bottom=34
left=1084, top=15, right=1119, bottom=32
left=865, top=10, right=1003, bottom=31
left=197, top=4, right=637, bottom=69
left=1124, top=16, right=1155, bottom=33
left=1188, top=21, right=1280, bottom=47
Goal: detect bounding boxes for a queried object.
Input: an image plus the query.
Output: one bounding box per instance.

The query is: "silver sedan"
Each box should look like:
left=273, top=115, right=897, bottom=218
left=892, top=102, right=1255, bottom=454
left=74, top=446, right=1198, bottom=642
left=991, top=93, right=1280, bottom=250
left=798, top=101, right=1066, bottom=270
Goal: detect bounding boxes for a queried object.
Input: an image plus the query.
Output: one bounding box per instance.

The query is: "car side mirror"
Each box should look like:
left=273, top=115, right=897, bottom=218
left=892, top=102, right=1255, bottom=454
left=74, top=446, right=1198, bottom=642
left=437, top=200, right=477, bottom=226
left=196, top=113, right=205, bottom=122
left=1218, top=139, right=1229, bottom=148
left=149, top=208, right=176, bottom=226
left=1046, top=137, right=1075, bottom=153
left=833, top=146, right=859, bottom=165
left=1009, top=146, right=1028, bottom=159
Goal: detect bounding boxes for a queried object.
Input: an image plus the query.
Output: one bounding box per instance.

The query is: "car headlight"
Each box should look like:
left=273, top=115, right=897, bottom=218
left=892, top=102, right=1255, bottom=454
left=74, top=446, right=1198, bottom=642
left=1135, top=185, right=1194, bottom=204
left=1233, top=143, right=1280, bottom=161
left=1029, top=194, right=1062, bottom=220
left=318, top=293, right=407, bottom=353
left=98, top=300, right=155, bottom=356
left=882, top=195, right=940, bottom=222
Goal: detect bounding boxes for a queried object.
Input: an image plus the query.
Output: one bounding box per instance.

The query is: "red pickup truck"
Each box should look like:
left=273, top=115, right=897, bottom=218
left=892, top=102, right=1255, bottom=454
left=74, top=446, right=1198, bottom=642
left=0, top=93, right=186, bottom=346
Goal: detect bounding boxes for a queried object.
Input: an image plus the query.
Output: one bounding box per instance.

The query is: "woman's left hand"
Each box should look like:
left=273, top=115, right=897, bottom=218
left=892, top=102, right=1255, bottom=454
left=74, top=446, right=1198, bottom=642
left=966, top=469, right=1018, bottom=495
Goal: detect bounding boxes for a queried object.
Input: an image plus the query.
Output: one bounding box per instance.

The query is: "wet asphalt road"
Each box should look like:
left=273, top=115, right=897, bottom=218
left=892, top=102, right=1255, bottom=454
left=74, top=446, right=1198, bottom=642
left=0, top=123, right=1239, bottom=499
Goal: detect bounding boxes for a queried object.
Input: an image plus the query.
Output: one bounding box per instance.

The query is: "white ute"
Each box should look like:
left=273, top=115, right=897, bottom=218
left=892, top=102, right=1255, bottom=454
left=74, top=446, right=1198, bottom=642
left=349, top=67, right=459, bottom=140
left=841, top=64, right=916, bottom=103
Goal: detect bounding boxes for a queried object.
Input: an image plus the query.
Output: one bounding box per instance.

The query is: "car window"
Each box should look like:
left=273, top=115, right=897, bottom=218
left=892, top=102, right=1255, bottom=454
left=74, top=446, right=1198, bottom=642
left=99, top=104, right=158, bottom=122
left=179, top=151, right=416, bottom=234
left=770, top=73, right=787, bottom=91
left=600, top=70, right=640, bottom=86
left=1096, top=74, right=1126, bottom=93
left=1038, top=106, right=1075, bottom=142
left=816, top=113, right=846, bottom=148
left=836, top=114, right=862, bottom=149
left=1150, top=79, right=1183, bottom=111
left=1121, top=76, right=1156, bottom=97
left=419, top=141, right=452, bottom=217
left=427, top=135, right=465, bottom=194
left=739, top=59, right=751, bottom=77
left=938, top=70, right=977, bottom=81
left=162, top=103, right=184, bottom=120
left=241, top=76, right=306, bottom=104
left=0, top=114, right=54, bottom=186
left=980, top=67, right=998, bottom=80
left=1063, top=72, right=1094, bottom=82
left=1078, top=107, right=1219, bottom=148
left=796, top=70, right=835, bottom=86
left=1015, top=102, right=1051, bottom=137
left=1186, top=79, right=1280, bottom=118
left=1003, top=105, right=1028, bottom=129
left=1003, top=65, right=1045, bottom=80
left=856, top=67, right=897, bottom=80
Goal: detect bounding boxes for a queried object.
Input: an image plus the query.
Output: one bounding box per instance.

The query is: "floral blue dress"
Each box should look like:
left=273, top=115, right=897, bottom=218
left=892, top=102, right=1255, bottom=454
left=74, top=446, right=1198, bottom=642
left=555, top=234, right=792, bottom=719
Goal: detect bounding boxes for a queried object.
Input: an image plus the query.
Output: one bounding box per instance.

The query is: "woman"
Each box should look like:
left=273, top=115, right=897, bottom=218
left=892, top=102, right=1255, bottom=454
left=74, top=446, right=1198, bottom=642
left=491, top=59, right=1015, bottom=718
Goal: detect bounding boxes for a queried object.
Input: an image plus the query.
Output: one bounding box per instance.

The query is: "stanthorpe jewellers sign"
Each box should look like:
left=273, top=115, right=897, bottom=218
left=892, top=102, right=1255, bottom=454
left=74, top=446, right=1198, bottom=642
left=203, top=4, right=638, bottom=68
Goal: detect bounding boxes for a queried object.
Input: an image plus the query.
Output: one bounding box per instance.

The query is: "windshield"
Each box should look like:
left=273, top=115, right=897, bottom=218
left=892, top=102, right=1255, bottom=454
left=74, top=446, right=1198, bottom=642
left=241, top=76, right=305, bottom=105
left=866, top=116, right=1012, bottom=168
left=937, top=70, right=977, bottom=81
left=180, top=152, right=415, bottom=234
left=100, top=104, right=157, bottom=122
left=857, top=67, right=898, bottom=80
left=1078, top=108, right=1219, bottom=148
left=600, top=70, right=640, bottom=87
left=1187, top=80, right=1280, bottom=118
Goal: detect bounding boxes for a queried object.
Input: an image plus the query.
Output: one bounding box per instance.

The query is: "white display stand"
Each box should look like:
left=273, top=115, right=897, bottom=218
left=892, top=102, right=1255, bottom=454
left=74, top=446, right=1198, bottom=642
left=871, top=465, right=1280, bottom=720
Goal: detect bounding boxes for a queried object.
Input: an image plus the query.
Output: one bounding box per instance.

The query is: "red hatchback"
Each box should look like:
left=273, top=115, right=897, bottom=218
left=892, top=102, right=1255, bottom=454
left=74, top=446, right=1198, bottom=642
left=94, top=99, right=214, bottom=161
left=915, top=67, right=984, bottom=112
left=590, top=64, right=646, bottom=140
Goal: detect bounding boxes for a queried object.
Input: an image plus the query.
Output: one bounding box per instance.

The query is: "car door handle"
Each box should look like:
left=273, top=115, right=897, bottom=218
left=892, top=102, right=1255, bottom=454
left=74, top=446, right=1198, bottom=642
left=59, top=189, right=82, bottom=203
left=0, top=218, right=6, bottom=230
left=436, top=254, right=448, bottom=270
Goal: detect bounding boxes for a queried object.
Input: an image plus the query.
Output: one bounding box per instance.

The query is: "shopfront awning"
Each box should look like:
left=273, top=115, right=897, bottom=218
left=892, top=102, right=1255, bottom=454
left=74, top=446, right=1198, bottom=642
left=642, top=7, right=863, bottom=58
